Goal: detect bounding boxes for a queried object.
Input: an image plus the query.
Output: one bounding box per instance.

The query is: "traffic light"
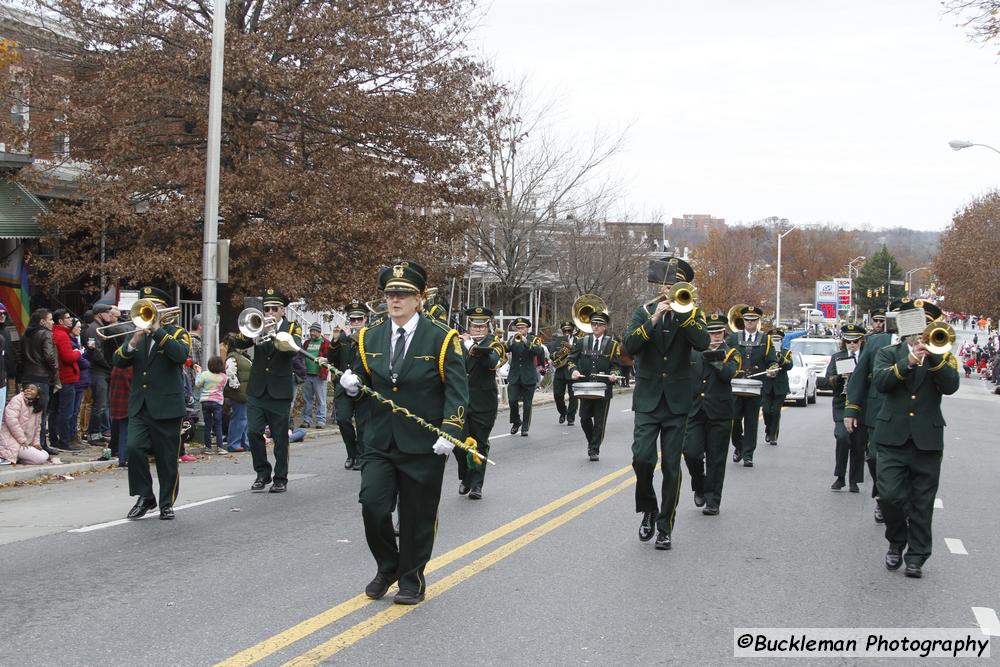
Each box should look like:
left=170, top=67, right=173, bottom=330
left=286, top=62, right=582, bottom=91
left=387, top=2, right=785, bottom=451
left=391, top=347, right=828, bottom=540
left=904, top=282, right=909, bottom=292
left=867, top=289, right=872, bottom=298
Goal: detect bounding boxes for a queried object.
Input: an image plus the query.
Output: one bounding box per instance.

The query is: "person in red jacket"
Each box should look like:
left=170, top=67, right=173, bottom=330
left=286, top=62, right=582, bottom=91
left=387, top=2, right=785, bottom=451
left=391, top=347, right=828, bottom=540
left=50, top=309, right=83, bottom=451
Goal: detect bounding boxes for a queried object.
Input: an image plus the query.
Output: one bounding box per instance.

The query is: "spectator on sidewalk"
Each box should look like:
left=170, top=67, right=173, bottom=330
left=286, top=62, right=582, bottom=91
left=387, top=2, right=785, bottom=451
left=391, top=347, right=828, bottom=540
left=299, top=323, right=329, bottom=428
left=0, top=304, right=16, bottom=415
left=195, top=356, right=227, bottom=454
left=0, top=384, right=60, bottom=465
left=188, top=316, right=203, bottom=402
left=85, top=301, right=120, bottom=444
left=50, top=309, right=83, bottom=452
left=19, top=309, right=59, bottom=456
left=70, top=319, right=91, bottom=447
left=222, top=334, right=250, bottom=453
left=108, top=365, right=132, bottom=467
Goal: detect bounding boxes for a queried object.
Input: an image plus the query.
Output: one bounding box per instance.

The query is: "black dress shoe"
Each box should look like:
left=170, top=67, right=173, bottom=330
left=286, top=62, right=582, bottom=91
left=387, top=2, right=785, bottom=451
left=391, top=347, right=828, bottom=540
left=874, top=503, right=885, bottom=524
left=702, top=506, right=719, bottom=516
left=126, top=496, right=157, bottom=520
left=365, top=572, right=397, bottom=600
left=693, top=493, right=706, bottom=508
left=732, top=450, right=742, bottom=463
left=468, top=486, right=482, bottom=500
left=559, top=414, right=566, bottom=424
left=588, top=454, right=599, bottom=461
left=743, top=459, right=754, bottom=468
left=251, top=478, right=269, bottom=492
left=904, top=563, right=922, bottom=578
left=520, top=431, right=528, bottom=437
left=638, top=510, right=656, bottom=542
left=885, top=547, right=903, bottom=570
left=344, top=458, right=355, bottom=469
left=567, top=420, right=575, bottom=426
left=849, top=483, right=860, bottom=493
left=770, top=439, right=778, bottom=447
left=352, top=459, right=362, bottom=471
left=269, top=481, right=287, bottom=493
left=654, top=532, right=672, bottom=550
left=831, top=477, right=846, bottom=491
left=159, top=506, right=175, bottom=520
left=510, top=424, right=520, bottom=435
left=458, top=481, right=471, bottom=496
left=394, top=588, right=425, bottom=605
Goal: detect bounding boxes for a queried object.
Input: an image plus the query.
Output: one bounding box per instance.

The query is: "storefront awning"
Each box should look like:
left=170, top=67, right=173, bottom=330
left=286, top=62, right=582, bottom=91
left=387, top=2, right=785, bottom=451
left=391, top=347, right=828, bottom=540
left=0, top=179, right=47, bottom=239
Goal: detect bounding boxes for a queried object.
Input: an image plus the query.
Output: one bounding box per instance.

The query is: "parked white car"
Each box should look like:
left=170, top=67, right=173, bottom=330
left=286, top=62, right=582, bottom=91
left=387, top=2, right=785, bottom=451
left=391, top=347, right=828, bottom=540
left=789, top=337, right=841, bottom=394
left=784, top=350, right=817, bottom=406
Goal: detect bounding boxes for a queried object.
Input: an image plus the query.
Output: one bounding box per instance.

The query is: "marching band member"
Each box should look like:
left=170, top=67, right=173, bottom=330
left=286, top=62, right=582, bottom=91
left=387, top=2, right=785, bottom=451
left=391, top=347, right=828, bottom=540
left=626, top=257, right=709, bottom=550
left=455, top=307, right=504, bottom=499
left=567, top=312, right=621, bottom=461
left=505, top=317, right=545, bottom=437
left=232, top=289, right=303, bottom=493
left=871, top=300, right=958, bottom=579
left=341, top=260, right=469, bottom=605
left=327, top=300, right=369, bottom=470
left=114, top=287, right=190, bottom=521
left=761, top=326, right=793, bottom=447
left=727, top=305, right=778, bottom=467
left=819, top=324, right=866, bottom=493
left=682, top=311, right=741, bottom=516
left=548, top=321, right=578, bottom=426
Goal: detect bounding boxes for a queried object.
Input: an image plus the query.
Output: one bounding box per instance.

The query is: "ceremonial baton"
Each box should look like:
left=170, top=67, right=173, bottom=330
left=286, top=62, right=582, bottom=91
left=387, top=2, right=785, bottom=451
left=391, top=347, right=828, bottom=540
left=275, top=332, right=495, bottom=466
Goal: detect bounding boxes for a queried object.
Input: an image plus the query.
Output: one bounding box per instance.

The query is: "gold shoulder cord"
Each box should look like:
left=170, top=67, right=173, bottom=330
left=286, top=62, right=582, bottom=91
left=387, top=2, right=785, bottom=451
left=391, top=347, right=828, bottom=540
left=439, top=329, right=459, bottom=382
left=724, top=347, right=742, bottom=373
left=358, top=327, right=371, bottom=376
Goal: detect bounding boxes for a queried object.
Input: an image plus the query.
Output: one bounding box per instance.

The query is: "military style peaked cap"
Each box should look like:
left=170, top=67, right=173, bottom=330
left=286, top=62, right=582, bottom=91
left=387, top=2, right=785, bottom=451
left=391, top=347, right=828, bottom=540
left=513, top=316, right=531, bottom=327
left=647, top=256, right=694, bottom=285
left=141, top=286, right=173, bottom=306
left=560, top=320, right=574, bottom=332
left=589, top=312, right=610, bottom=325
left=262, top=289, right=289, bottom=307
left=465, top=306, right=493, bottom=324
left=345, top=301, right=367, bottom=319
left=841, top=323, right=865, bottom=340
left=378, top=260, right=427, bottom=294
left=740, top=305, right=764, bottom=320
left=870, top=309, right=886, bottom=321
left=705, top=311, right=727, bottom=332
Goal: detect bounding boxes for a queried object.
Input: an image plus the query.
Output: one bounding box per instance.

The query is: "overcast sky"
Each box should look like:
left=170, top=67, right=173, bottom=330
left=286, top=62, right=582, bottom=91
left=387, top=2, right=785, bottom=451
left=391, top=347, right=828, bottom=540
left=472, top=0, right=1000, bottom=231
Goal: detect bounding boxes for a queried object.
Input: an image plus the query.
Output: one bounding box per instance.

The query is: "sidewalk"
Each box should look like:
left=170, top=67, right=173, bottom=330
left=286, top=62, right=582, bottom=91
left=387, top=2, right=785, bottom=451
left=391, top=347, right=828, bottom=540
left=0, top=384, right=634, bottom=487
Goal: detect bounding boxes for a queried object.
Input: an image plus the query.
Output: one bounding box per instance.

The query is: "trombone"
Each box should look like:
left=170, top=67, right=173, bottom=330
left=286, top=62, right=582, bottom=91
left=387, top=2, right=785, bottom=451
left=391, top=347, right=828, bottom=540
left=95, top=299, right=181, bottom=340
left=923, top=321, right=955, bottom=356
left=644, top=282, right=698, bottom=313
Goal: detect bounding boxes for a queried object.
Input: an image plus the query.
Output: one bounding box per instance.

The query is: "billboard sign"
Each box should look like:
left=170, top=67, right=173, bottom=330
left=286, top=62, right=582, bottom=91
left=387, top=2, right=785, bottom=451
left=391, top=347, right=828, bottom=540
left=815, top=281, right=837, bottom=320
left=836, top=278, right=852, bottom=312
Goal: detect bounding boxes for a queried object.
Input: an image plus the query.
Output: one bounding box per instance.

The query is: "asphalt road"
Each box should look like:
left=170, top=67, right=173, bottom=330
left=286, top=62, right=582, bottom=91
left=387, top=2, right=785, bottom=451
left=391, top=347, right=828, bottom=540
left=2, top=340, right=998, bottom=666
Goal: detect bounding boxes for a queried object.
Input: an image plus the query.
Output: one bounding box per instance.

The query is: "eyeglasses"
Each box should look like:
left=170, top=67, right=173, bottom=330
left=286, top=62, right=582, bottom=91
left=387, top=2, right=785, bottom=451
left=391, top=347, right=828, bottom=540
left=349, top=317, right=365, bottom=323
left=263, top=306, right=280, bottom=313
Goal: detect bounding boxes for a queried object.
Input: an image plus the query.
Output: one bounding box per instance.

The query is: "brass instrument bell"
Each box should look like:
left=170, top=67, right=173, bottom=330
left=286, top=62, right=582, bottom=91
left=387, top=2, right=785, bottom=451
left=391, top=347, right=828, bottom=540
left=727, top=304, right=748, bottom=333
left=572, top=294, right=608, bottom=335
left=923, top=321, right=955, bottom=355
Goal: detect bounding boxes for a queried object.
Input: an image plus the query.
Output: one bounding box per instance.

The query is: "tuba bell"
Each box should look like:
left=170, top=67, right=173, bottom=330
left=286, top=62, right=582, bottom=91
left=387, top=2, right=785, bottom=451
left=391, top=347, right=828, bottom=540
left=923, top=321, right=955, bottom=355
left=727, top=304, right=748, bottom=333
left=572, top=294, right=608, bottom=335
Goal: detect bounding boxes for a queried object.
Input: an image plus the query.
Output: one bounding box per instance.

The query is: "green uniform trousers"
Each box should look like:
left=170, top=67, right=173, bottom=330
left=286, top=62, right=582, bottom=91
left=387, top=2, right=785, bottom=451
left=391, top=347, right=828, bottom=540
left=731, top=394, right=763, bottom=461
left=865, top=426, right=879, bottom=499
left=126, top=409, right=182, bottom=509
left=833, top=420, right=866, bottom=483
left=632, top=397, right=687, bottom=535
left=876, top=439, right=942, bottom=567
left=453, top=409, right=496, bottom=491
left=552, top=375, right=577, bottom=421
left=682, top=412, right=731, bottom=509
left=359, top=442, right=447, bottom=593
left=248, top=396, right=291, bottom=484
left=334, top=387, right=365, bottom=459
left=507, top=382, right=536, bottom=433
left=579, top=394, right=611, bottom=455
left=761, top=392, right=786, bottom=443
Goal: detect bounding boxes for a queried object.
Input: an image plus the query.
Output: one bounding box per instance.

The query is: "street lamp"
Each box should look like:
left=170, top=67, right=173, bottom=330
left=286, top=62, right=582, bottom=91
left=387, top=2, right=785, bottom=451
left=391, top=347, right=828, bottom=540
left=846, top=256, right=865, bottom=322
left=948, top=139, right=1000, bottom=156
left=776, top=223, right=797, bottom=325
left=905, top=266, right=929, bottom=297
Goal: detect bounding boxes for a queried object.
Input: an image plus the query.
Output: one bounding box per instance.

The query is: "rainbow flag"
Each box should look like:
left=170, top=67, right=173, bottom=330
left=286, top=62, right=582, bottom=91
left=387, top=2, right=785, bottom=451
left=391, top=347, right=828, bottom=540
left=0, top=244, right=30, bottom=333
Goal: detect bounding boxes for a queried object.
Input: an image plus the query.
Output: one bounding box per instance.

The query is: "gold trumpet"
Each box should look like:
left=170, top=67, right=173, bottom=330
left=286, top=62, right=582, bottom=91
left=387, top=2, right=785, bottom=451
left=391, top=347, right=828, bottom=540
left=96, top=299, right=181, bottom=340
left=727, top=303, right=749, bottom=333
left=923, top=321, right=955, bottom=355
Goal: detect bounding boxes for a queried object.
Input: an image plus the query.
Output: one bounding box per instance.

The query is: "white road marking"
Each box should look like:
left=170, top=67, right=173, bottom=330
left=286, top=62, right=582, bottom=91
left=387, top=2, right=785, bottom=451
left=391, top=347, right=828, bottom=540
left=488, top=433, right=512, bottom=440
left=972, top=607, right=1000, bottom=637
left=68, top=495, right=236, bottom=533
left=621, top=408, right=632, bottom=412
left=945, top=538, right=968, bottom=555
left=934, top=498, right=943, bottom=509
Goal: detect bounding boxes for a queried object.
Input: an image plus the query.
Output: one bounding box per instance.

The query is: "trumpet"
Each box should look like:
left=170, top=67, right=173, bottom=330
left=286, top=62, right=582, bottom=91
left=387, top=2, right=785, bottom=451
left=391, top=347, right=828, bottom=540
left=96, top=299, right=181, bottom=340
left=237, top=307, right=277, bottom=342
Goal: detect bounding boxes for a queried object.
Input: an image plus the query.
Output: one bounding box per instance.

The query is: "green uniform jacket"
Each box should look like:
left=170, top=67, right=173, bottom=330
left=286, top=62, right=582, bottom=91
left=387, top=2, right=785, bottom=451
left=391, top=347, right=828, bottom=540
left=326, top=330, right=359, bottom=372
left=818, top=349, right=855, bottom=420
left=232, top=319, right=303, bottom=401
left=871, top=343, right=960, bottom=450
left=352, top=314, right=469, bottom=454
left=547, top=334, right=578, bottom=381
left=689, top=344, right=741, bottom=420
left=466, top=334, right=504, bottom=416
left=566, top=334, right=622, bottom=394
left=844, top=332, right=892, bottom=427
left=506, top=335, right=545, bottom=385
left=725, top=330, right=779, bottom=378
left=761, top=348, right=794, bottom=396
left=624, top=305, right=710, bottom=415
left=113, top=323, right=191, bottom=420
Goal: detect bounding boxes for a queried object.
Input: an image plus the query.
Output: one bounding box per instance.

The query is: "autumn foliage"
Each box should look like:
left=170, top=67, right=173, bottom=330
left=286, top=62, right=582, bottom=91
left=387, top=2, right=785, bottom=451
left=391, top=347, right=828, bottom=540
left=935, top=191, right=1000, bottom=315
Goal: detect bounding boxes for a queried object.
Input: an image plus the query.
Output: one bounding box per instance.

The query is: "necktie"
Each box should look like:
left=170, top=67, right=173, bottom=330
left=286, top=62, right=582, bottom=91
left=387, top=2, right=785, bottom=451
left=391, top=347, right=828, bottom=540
left=593, top=337, right=600, bottom=353
left=391, top=327, right=406, bottom=371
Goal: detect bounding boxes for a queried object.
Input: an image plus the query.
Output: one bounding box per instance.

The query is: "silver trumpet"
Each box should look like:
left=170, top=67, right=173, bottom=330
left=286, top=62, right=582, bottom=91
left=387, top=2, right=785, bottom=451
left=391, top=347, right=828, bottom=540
left=237, top=307, right=277, bottom=343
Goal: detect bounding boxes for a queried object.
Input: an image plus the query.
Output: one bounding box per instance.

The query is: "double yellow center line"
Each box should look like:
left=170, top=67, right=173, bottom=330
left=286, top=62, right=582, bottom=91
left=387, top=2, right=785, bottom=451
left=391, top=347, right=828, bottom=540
left=216, top=464, right=637, bottom=666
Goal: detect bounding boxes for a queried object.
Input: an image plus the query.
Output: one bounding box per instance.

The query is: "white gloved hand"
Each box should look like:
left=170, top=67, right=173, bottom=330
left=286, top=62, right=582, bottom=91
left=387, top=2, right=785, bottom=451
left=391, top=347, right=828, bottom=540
left=432, top=436, right=455, bottom=456
left=339, top=368, right=362, bottom=396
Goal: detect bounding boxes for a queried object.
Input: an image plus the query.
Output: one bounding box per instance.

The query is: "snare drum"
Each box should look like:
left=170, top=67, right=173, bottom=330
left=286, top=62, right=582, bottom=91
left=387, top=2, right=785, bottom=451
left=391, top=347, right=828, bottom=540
left=731, top=378, right=762, bottom=397
left=573, top=381, right=607, bottom=400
